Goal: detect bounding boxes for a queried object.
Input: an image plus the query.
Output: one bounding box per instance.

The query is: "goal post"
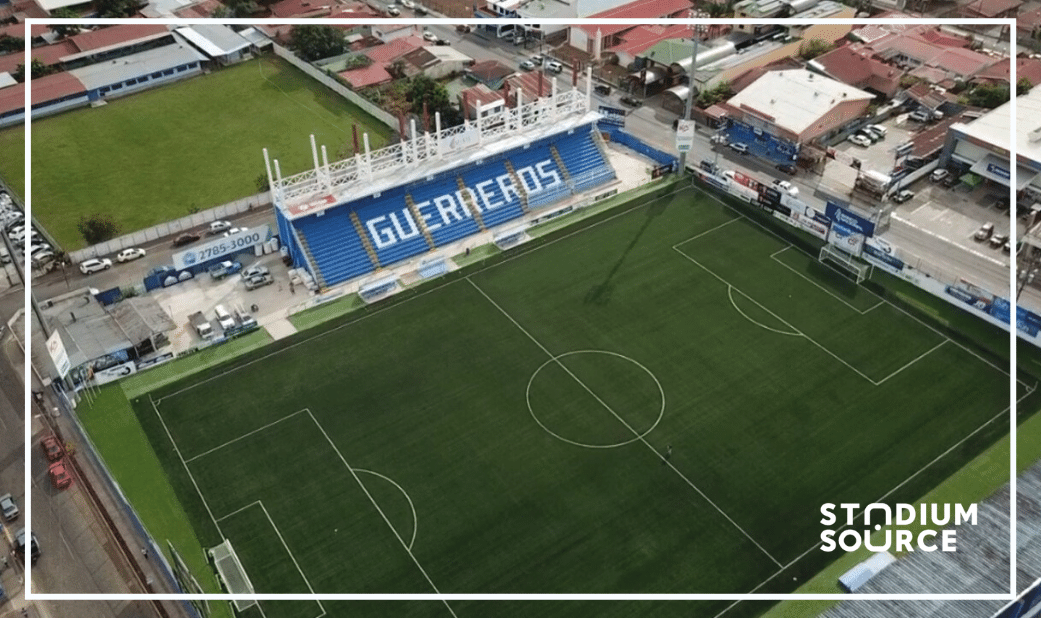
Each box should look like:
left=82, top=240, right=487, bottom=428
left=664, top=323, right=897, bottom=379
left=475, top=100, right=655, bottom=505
left=819, top=244, right=872, bottom=284
left=209, top=539, right=257, bottom=612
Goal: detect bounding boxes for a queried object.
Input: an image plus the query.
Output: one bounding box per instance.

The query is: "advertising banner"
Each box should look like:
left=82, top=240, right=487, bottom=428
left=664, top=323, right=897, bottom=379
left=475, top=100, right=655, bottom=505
left=598, top=106, right=626, bottom=127
left=675, top=121, right=695, bottom=152
left=944, top=284, right=994, bottom=312
left=173, top=224, right=271, bottom=271
left=92, top=360, right=138, bottom=386
left=825, top=201, right=876, bottom=238
left=862, top=243, right=905, bottom=275
left=827, top=222, right=865, bottom=255
left=46, top=330, right=71, bottom=378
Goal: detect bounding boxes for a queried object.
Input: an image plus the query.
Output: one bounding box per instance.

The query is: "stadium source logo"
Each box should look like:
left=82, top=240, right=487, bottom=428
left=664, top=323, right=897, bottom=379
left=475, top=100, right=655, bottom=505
left=820, top=503, right=977, bottom=553
left=183, top=251, right=197, bottom=266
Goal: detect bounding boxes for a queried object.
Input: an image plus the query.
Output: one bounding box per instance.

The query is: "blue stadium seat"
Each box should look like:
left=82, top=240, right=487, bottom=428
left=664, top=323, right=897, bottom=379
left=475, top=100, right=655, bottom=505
left=294, top=208, right=375, bottom=287
left=407, top=175, right=481, bottom=247
left=351, top=188, right=432, bottom=266
left=459, top=162, right=526, bottom=229
left=506, top=144, right=571, bottom=210
left=552, top=131, right=614, bottom=193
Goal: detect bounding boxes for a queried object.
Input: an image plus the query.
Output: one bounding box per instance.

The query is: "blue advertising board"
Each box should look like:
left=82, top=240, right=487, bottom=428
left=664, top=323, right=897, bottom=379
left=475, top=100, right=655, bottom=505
left=598, top=106, right=626, bottom=127
left=825, top=201, right=876, bottom=237
left=862, top=243, right=905, bottom=274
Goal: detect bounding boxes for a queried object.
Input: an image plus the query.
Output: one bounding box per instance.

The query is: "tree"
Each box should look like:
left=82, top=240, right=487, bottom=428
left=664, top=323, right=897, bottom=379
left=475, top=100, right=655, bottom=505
left=963, top=83, right=1009, bottom=109
left=406, top=75, right=461, bottom=126
left=94, top=0, right=144, bottom=17
left=799, top=39, right=833, bottom=60
left=13, top=59, right=57, bottom=83
left=0, top=35, right=23, bottom=53
left=343, top=54, right=373, bottom=70
left=50, top=8, right=80, bottom=37
left=702, top=2, right=729, bottom=16
left=255, top=172, right=271, bottom=193
left=695, top=80, right=732, bottom=109
left=291, top=25, right=347, bottom=62
left=77, top=214, right=120, bottom=245
left=1018, top=77, right=1033, bottom=97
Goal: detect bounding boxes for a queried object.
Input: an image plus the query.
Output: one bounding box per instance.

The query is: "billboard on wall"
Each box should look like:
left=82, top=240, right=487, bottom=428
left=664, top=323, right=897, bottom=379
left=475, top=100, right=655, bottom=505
left=862, top=242, right=905, bottom=275
left=675, top=121, right=695, bottom=152
left=46, top=330, right=70, bottom=378
left=827, top=223, right=865, bottom=255
left=825, top=201, right=875, bottom=238
left=173, top=225, right=271, bottom=271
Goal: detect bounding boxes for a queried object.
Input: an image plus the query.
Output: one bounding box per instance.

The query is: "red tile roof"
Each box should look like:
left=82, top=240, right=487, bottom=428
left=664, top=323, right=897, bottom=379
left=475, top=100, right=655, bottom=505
left=0, top=39, right=77, bottom=75
left=927, top=47, right=995, bottom=78
left=68, top=25, right=169, bottom=53
left=579, top=0, right=692, bottom=36
left=459, top=83, right=504, bottom=117
left=338, top=63, right=392, bottom=88
left=976, top=56, right=1041, bottom=86
left=1018, top=6, right=1041, bottom=32
left=0, top=51, right=23, bottom=76
left=269, top=0, right=333, bottom=17
left=960, top=0, right=1022, bottom=17
left=365, top=35, right=422, bottom=64
left=0, top=23, right=49, bottom=38
left=915, top=29, right=970, bottom=48
left=173, top=0, right=224, bottom=18
left=0, top=70, right=86, bottom=115
left=605, top=23, right=690, bottom=57
left=505, top=71, right=553, bottom=100
left=813, top=45, right=901, bottom=97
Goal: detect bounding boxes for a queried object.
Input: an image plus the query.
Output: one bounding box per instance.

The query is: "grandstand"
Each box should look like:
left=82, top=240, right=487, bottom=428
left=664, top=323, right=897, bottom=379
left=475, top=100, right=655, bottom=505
left=267, top=72, right=621, bottom=289
left=819, top=460, right=1041, bottom=618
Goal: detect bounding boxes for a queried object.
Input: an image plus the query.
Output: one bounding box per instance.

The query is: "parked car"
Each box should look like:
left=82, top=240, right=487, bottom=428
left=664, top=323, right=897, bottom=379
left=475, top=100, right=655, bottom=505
left=15, top=528, right=39, bottom=564
left=908, top=109, right=931, bottom=123
left=244, top=272, right=275, bottom=291
left=40, top=435, right=63, bottom=461
left=242, top=264, right=270, bottom=280
left=989, top=233, right=1008, bottom=249
left=173, top=232, right=200, bottom=247
left=401, top=0, right=414, bottom=7
left=529, top=55, right=543, bottom=65
left=209, top=220, right=232, bottom=234
left=422, top=30, right=438, bottom=43
left=775, top=162, right=798, bottom=175
left=544, top=61, right=563, bottom=73
left=79, top=258, right=112, bottom=275
left=413, top=6, right=428, bottom=15
left=223, top=227, right=248, bottom=237
left=619, top=95, right=641, bottom=107
left=856, top=130, right=880, bottom=144
left=710, top=133, right=728, bottom=145
left=729, top=142, right=749, bottom=155
left=772, top=179, right=798, bottom=196
left=520, top=59, right=536, bottom=71
left=866, top=124, right=887, bottom=138
left=974, top=222, right=994, bottom=241
left=455, top=24, right=471, bottom=33
left=208, top=260, right=242, bottom=279
left=48, top=461, right=73, bottom=490
left=116, top=247, right=146, bottom=263
left=848, top=134, right=871, bottom=147
left=942, top=173, right=959, bottom=188
left=0, top=493, right=18, bottom=521
left=594, top=84, right=611, bottom=96
left=891, top=189, right=915, bottom=203
left=930, top=169, right=950, bottom=183
left=387, top=6, right=400, bottom=14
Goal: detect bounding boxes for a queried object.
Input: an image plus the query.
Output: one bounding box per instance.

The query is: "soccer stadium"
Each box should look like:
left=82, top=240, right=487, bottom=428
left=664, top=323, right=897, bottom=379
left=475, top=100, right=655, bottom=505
left=62, top=70, right=1033, bottom=618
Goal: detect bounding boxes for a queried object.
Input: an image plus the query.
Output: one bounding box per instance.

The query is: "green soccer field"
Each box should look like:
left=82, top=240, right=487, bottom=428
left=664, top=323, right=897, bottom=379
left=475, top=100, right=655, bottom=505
left=120, top=185, right=1021, bottom=618
left=0, top=54, right=392, bottom=250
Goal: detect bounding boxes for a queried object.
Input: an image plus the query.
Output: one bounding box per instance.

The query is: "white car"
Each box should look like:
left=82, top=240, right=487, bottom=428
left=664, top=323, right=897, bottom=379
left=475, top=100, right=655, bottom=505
left=422, top=31, right=438, bottom=43
left=848, top=134, right=871, bottom=147
left=772, top=180, right=799, bottom=197
left=401, top=0, right=414, bottom=7
left=223, top=226, right=248, bottom=237
left=79, top=258, right=112, bottom=275
left=209, top=220, right=232, bottom=234
left=116, top=247, right=146, bottom=263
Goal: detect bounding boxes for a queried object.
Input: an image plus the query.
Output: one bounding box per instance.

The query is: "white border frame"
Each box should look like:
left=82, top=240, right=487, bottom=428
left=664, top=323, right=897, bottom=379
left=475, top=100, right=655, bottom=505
left=23, top=15, right=1018, bottom=604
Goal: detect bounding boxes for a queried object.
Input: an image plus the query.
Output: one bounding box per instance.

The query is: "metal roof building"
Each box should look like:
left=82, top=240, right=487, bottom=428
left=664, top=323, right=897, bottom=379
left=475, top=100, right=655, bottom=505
left=68, top=42, right=207, bottom=101
left=174, top=25, right=253, bottom=65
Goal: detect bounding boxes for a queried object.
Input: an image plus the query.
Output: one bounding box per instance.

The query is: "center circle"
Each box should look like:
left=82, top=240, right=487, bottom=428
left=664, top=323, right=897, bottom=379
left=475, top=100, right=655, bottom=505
left=525, top=350, right=665, bottom=449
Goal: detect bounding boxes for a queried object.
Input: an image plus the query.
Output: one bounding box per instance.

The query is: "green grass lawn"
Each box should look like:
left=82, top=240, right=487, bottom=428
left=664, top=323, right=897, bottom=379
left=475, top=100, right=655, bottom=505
left=0, top=54, right=392, bottom=250
left=91, top=186, right=1018, bottom=618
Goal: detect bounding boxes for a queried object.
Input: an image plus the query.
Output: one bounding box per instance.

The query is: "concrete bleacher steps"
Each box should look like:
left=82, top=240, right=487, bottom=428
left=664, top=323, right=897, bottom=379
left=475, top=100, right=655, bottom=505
left=292, top=228, right=327, bottom=289
left=455, top=177, right=488, bottom=231
left=404, top=195, right=438, bottom=250
left=550, top=145, right=572, bottom=183
left=295, top=208, right=377, bottom=287
left=502, top=161, right=531, bottom=214
left=349, top=212, right=381, bottom=269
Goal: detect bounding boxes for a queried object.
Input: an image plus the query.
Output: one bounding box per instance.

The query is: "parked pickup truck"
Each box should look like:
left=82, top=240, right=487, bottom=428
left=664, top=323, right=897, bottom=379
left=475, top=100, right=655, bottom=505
left=208, top=260, right=242, bottom=279
left=189, top=312, right=214, bottom=340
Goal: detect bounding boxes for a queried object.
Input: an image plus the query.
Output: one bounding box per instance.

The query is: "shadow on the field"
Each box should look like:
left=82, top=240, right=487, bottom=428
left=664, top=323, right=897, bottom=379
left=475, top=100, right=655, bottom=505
left=583, top=198, right=668, bottom=305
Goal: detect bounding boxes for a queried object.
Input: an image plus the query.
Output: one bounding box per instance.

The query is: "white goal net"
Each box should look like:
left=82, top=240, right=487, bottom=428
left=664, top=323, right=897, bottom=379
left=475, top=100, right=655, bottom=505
left=209, top=539, right=257, bottom=612
left=819, top=244, right=872, bottom=284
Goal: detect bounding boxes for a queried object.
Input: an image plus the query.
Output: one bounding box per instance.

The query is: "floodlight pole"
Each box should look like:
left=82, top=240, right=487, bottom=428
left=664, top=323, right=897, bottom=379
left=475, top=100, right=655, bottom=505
left=677, top=26, right=700, bottom=174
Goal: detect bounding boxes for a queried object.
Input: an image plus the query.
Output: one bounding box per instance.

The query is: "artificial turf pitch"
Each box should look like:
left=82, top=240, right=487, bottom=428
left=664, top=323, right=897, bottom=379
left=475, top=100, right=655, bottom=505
left=125, top=186, right=1014, bottom=617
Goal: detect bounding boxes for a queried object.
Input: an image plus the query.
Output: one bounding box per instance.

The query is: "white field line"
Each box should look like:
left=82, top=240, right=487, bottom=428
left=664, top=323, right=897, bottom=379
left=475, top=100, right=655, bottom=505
left=355, top=469, right=418, bottom=551
left=185, top=409, right=309, bottom=464
left=874, top=340, right=948, bottom=386
left=769, top=246, right=883, bottom=315
left=726, top=286, right=800, bottom=337
left=258, top=501, right=327, bottom=618
left=688, top=185, right=1026, bottom=390
left=216, top=500, right=263, bottom=524
left=711, top=399, right=1020, bottom=618
left=149, top=395, right=224, bottom=538
left=466, top=276, right=783, bottom=569
left=674, top=247, right=880, bottom=386
left=157, top=183, right=690, bottom=405
left=306, top=410, right=458, bottom=618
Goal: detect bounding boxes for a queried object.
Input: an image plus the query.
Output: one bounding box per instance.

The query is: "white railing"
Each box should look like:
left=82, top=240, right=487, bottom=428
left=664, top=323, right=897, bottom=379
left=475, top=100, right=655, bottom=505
left=270, top=76, right=595, bottom=217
